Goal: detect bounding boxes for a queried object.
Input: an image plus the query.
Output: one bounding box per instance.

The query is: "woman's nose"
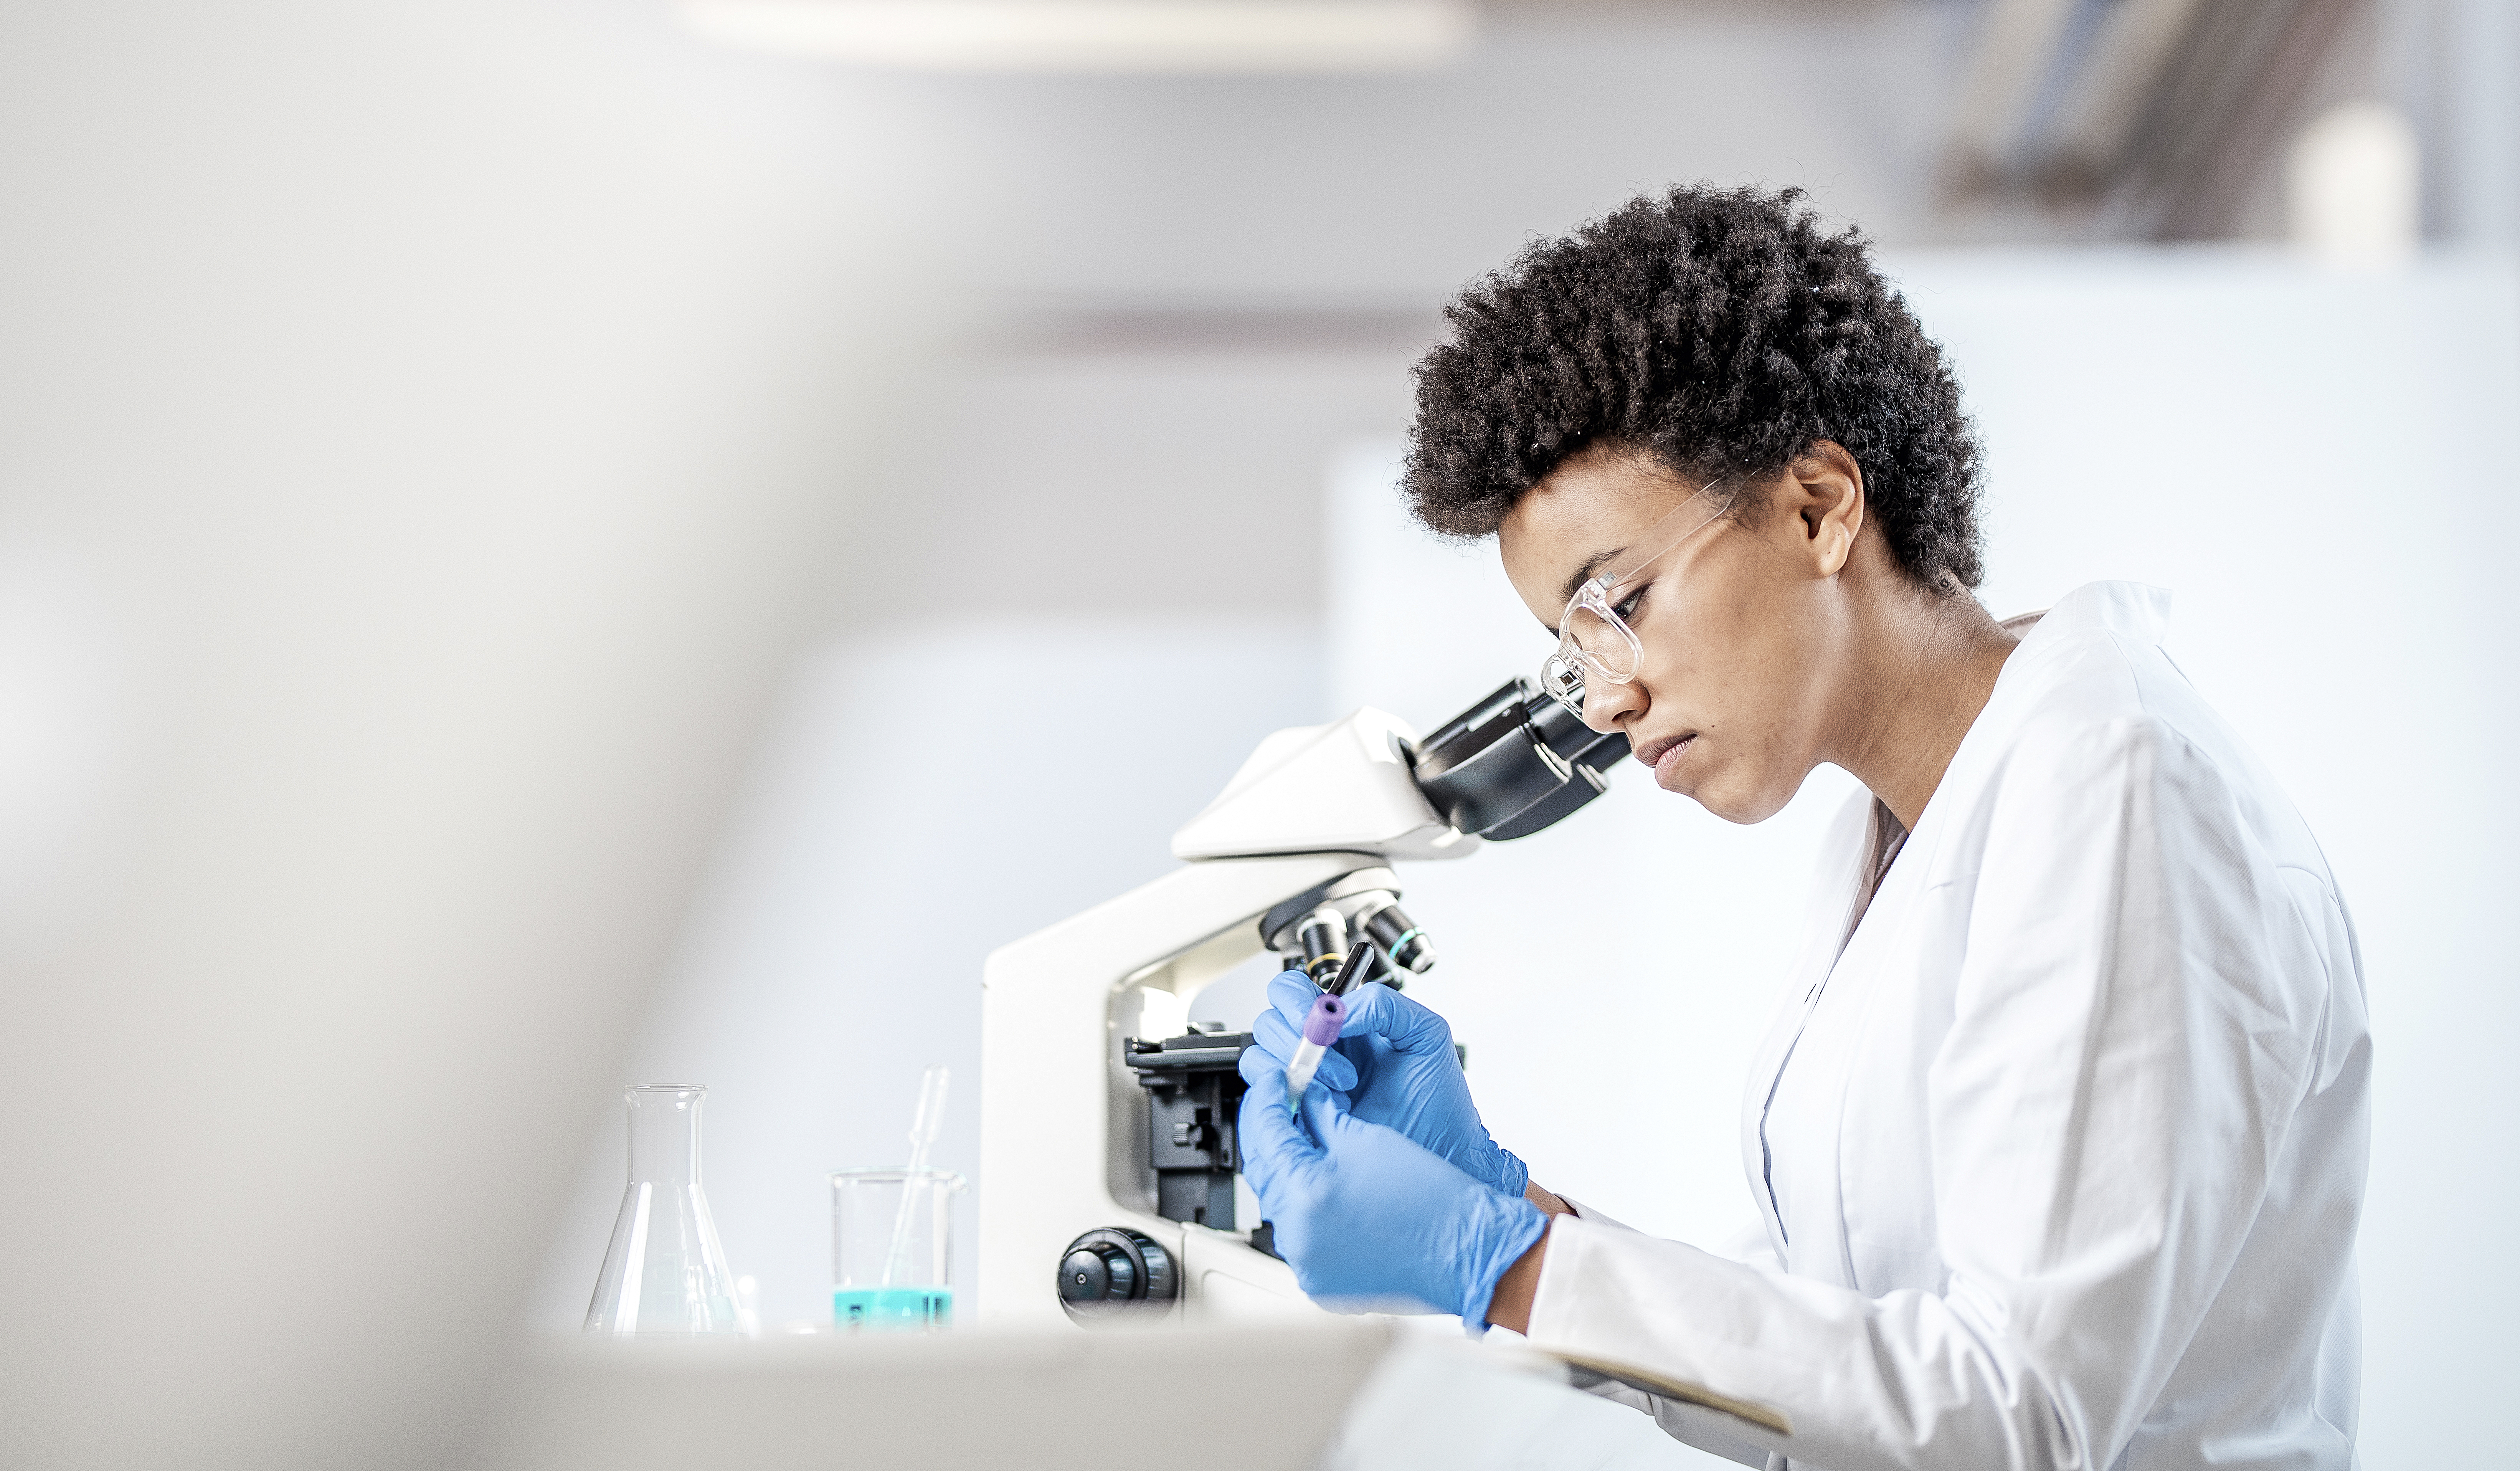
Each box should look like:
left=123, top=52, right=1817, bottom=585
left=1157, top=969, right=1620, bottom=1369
left=1581, top=677, right=1644, bottom=735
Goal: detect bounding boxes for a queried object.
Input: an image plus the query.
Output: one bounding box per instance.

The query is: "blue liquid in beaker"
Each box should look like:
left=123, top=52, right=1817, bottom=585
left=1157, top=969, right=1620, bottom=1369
left=832, top=1286, right=953, bottom=1331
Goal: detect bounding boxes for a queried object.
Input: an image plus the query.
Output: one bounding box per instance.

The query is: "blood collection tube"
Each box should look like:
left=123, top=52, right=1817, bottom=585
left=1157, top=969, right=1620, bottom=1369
left=1283, top=992, right=1346, bottom=1114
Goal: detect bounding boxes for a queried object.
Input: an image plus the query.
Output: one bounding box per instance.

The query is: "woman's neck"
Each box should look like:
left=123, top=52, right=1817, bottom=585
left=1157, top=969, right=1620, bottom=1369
left=1828, top=583, right=2020, bottom=831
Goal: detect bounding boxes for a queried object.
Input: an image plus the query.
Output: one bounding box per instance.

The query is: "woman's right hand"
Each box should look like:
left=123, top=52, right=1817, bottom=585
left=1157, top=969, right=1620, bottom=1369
left=1247, top=970, right=1529, bottom=1198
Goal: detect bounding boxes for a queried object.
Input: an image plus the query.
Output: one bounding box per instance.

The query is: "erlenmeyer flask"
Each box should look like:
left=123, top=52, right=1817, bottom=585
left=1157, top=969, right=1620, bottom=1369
left=583, top=1084, right=743, bottom=1337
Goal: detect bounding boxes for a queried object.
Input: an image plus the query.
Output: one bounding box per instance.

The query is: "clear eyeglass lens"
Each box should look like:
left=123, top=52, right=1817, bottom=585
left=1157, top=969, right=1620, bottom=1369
left=1540, top=652, right=1586, bottom=710
left=1563, top=603, right=1639, bottom=679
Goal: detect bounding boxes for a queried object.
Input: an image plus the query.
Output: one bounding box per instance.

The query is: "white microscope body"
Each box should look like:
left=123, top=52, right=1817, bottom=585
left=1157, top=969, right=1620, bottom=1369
left=976, top=681, right=1630, bottom=1329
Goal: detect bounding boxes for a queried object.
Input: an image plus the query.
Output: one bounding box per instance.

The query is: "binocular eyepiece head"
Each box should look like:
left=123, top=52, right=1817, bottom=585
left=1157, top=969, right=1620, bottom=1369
left=1410, top=676, right=1631, bottom=843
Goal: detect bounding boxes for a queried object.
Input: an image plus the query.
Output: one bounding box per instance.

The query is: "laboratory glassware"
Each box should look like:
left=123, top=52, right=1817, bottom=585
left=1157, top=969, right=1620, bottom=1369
left=584, top=1084, right=744, bottom=1337
left=830, top=1166, right=964, bottom=1331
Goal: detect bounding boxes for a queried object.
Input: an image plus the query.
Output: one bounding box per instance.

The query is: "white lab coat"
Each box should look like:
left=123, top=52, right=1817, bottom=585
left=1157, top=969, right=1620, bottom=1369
left=1525, top=583, right=2370, bottom=1471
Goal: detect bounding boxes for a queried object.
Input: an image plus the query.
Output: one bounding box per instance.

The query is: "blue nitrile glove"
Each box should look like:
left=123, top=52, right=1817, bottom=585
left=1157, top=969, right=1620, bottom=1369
left=1249, top=970, right=1529, bottom=1198
left=1237, top=1044, right=1547, bottom=1326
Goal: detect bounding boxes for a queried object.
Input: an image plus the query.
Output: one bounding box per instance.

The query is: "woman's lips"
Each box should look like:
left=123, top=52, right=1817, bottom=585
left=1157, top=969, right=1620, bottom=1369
left=1654, top=736, right=1696, bottom=785
left=1634, top=732, right=1698, bottom=785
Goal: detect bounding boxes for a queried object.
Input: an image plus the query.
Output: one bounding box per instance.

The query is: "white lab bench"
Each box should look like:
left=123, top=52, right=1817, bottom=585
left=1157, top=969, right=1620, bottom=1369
left=472, top=1321, right=1718, bottom=1470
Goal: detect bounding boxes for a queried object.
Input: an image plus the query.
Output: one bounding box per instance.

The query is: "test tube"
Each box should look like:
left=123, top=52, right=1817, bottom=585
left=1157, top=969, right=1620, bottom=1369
left=1283, top=992, right=1346, bottom=1114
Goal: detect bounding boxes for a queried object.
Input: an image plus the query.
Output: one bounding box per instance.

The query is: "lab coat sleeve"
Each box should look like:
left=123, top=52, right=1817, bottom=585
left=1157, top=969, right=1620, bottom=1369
left=1573, top=1366, right=1777, bottom=1471
left=1555, top=1195, right=1630, bottom=1231
left=1708, top=1216, right=1783, bottom=1273
left=1523, top=714, right=2325, bottom=1471
left=1558, top=1202, right=1779, bottom=1272
left=1554, top=1205, right=1783, bottom=1465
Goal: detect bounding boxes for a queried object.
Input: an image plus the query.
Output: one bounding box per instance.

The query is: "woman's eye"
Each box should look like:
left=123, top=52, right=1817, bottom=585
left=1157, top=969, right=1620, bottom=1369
left=1613, top=585, right=1648, bottom=621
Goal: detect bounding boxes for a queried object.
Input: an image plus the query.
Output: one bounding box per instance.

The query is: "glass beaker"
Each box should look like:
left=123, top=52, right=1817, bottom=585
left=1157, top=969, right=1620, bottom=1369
left=829, top=1167, right=965, bottom=1331
left=584, top=1084, right=743, bottom=1337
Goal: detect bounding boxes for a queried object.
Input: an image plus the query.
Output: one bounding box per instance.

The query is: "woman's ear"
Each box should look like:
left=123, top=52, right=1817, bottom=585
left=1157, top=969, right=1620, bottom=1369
left=1789, top=441, right=1865, bottom=578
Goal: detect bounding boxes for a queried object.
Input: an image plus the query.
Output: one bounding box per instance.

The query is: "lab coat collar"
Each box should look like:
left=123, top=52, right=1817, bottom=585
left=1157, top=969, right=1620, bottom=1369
left=1900, top=580, right=2175, bottom=884
left=2013, top=580, right=2171, bottom=652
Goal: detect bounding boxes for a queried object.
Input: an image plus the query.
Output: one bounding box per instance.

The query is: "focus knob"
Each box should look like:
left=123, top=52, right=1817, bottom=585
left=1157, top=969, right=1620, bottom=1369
left=1058, top=1246, right=1132, bottom=1303
left=1054, top=1227, right=1175, bottom=1325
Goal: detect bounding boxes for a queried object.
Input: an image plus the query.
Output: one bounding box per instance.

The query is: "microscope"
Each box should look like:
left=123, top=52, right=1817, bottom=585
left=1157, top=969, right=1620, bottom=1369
left=976, top=677, right=1629, bottom=1328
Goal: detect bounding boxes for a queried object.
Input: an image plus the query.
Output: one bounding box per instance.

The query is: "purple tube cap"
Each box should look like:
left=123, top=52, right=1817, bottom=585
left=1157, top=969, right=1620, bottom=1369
left=1302, top=993, right=1346, bottom=1046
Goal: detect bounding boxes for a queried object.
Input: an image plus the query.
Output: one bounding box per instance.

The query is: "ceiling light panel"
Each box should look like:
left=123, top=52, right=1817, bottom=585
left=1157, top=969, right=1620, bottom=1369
left=678, top=0, right=1481, bottom=74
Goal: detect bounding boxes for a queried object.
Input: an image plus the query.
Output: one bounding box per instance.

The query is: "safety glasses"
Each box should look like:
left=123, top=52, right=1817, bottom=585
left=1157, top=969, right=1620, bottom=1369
left=1537, top=480, right=1733, bottom=720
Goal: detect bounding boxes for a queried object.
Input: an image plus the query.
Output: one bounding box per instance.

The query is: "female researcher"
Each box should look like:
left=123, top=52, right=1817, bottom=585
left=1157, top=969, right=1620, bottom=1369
left=1236, top=186, right=2369, bottom=1471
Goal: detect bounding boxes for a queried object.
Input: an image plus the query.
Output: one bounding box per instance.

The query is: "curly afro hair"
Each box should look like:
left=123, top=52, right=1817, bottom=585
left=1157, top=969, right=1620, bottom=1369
left=1404, top=184, right=1985, bottom=592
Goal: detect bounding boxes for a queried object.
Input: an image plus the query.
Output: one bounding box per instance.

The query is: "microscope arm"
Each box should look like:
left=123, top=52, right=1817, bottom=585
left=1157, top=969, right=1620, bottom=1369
left=978, top=850, right=1382, bottom=1328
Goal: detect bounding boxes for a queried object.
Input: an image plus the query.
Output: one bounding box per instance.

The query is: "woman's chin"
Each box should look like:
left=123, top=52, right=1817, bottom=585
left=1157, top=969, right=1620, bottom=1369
left=1668, top=762, right=1799, bottom=826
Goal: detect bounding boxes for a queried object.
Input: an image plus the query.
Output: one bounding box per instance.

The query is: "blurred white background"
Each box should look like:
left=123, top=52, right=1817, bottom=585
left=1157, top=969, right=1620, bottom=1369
left=3, top=1, right=2515, bottom=1468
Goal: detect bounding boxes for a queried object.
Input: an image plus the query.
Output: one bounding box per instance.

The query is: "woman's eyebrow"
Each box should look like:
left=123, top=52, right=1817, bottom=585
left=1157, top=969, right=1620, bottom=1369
left=1557, top=545, right=1628, bottom=607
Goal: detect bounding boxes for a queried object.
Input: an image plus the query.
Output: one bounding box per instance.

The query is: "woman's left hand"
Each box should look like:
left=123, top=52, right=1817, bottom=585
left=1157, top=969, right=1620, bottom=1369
left=1247, top=971, right=1530, bottom=1197
left=1236, top=1043, right=1547, bottom=1324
